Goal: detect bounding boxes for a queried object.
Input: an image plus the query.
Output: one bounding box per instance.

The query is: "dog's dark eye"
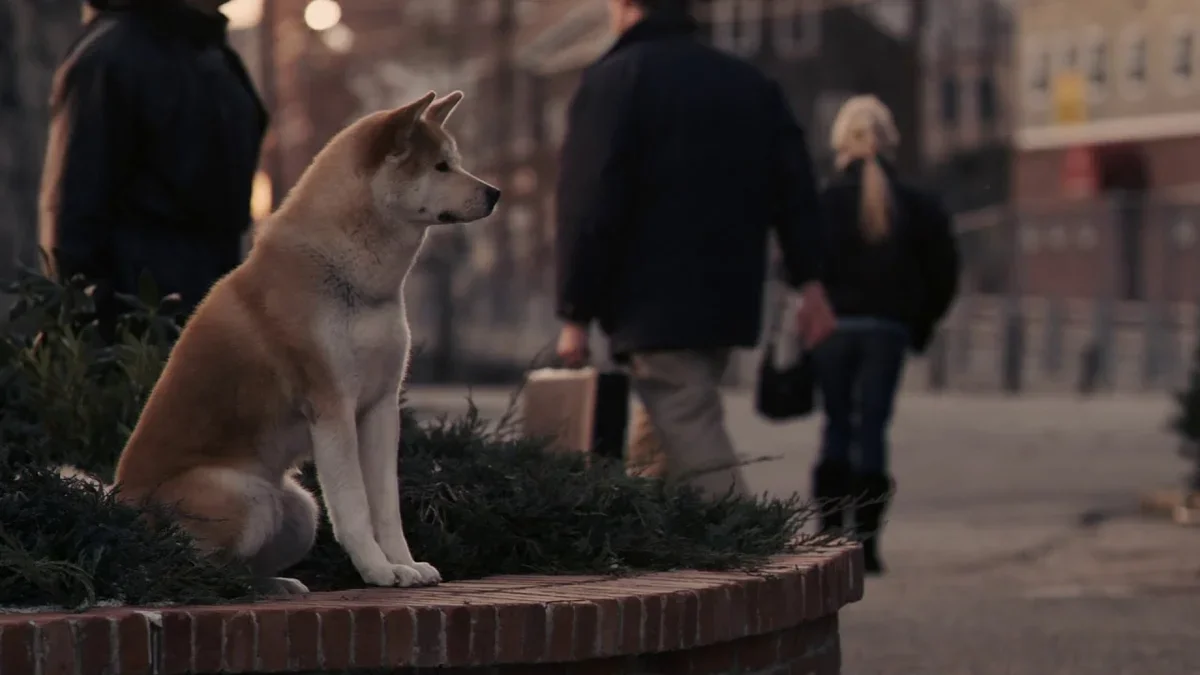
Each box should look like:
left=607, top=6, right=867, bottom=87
left=435, top=161, right=450, bottom=172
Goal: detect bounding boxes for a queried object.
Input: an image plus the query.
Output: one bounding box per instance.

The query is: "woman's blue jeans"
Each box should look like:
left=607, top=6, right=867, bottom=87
left=811, top=322, right=908, bottom=474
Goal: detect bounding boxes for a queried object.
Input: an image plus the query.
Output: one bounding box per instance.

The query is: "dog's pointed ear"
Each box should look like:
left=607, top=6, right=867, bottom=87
left=422, top=91, right=464, bottom=128
left=387, top=90, right=438, bottom=141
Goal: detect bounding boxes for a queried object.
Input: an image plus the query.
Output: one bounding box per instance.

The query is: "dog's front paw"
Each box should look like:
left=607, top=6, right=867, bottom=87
left=408, top=561, right=441, bottom=586
left=359, top=563, right=442, bottom=588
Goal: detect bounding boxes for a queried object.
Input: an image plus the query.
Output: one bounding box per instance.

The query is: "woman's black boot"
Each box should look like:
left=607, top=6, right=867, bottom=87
left=811, top=459, right=853, bottom=534
left=853, top=472, right=894, bottom=575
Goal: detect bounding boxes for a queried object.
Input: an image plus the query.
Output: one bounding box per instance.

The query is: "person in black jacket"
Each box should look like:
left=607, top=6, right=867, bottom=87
left=554, top=0, right=836, bottom=498
left=38, top=0, right=267, bottom=335
left=810, top=95, right=960, bottom=574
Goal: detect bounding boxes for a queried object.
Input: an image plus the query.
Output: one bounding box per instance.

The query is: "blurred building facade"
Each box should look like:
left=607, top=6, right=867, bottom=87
left=1013, top=0, right=1200, bottom=202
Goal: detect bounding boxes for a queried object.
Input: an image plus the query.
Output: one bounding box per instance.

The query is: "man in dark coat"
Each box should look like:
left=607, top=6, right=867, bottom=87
left=554, top=0, right=835, bottom=497
left=39, top=0, right=267, bottom=333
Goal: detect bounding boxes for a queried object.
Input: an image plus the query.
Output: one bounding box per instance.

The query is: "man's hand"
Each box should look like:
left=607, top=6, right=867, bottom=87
left=797, top=281, right=836, bottom=349
left=556, top=322, right=591, bottom=367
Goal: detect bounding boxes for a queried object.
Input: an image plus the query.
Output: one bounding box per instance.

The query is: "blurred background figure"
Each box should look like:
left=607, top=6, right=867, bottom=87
left=38, top=0, right=266, bottom=334
left=553, top=0, right=834, bottom=498
left=810, top=94, right=959, bottom=575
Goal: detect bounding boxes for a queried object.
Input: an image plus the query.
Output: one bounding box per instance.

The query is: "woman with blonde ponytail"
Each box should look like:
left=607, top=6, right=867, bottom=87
left=808, top=95, right=960, bottom=575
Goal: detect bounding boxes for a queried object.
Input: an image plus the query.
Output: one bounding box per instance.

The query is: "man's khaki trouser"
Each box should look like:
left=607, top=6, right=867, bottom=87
left=626, top=349, right=750, bottom=499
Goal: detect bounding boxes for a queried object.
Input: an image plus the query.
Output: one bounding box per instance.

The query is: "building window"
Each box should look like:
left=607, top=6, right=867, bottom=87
left=940, top=76, right=959, bottom=124
left=1025, top=37, right=1051, bottom=106
left=711, top=0, right=764, bottom=57
left=1034, top=53, right=1050, bottom=92
left=978, top=74, right=997, bottom=122
left=1169, top=22, right=1195, bottom=93
left=770, top=0, right=820, bottom=59
left=1119, top=24, right=1148, bottom=99
left=1084, top=26, right=1109, bottom=101
left=1057, top=30, right=1079, bottom=71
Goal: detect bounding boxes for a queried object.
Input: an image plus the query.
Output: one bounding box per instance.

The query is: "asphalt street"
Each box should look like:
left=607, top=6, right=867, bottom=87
left=410, top=386, right=1200, bottom=675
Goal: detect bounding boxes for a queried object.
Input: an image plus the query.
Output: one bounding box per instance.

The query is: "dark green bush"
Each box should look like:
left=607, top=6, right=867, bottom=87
left=1174, top=340, right=1200, bottom=444
left=0, top=269, right=819, bottom=610
left=1173, top=339, right=1200, bottom=490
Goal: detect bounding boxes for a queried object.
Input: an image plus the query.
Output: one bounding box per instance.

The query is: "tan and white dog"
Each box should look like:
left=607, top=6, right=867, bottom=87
left=112, top=90, right=500, bottom=594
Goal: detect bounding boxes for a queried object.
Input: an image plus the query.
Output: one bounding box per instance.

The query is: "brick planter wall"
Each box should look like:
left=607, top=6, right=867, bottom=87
left=0, top=547, right=862, bottom=675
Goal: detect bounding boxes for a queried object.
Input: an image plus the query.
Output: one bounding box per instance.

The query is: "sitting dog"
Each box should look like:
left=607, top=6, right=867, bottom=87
left=113, top=91, right=500, bottom=594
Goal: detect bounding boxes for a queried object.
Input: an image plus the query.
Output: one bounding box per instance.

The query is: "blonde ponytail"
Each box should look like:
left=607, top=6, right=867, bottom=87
left=859, top=156, right=892, bottom=242
left=829, top=95, right=900, bottom=243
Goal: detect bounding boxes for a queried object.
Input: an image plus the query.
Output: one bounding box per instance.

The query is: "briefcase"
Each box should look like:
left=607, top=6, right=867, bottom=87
left=522, top=367, right=629, bottom=460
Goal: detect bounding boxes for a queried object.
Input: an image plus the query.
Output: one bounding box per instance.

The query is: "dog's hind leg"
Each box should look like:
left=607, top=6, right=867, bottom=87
left=151, top=468, right=318, bottom=596
left=243, top=474, right=319, bottom=594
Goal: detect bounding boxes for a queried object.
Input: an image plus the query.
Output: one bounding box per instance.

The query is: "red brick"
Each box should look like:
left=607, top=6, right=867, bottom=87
left=743, top=579, right=764, bottom=636
left=803, top=566, right=824, bottom=620
left=414, top=607, right=446, bottom=667
left=546, top=603, right=576, bottom=662
left=571, top=601, right=599, bottom=661
left=383, top=607, right=415, bottom=666
left=351, top=608, right=384, bottom=668
left=223, top=611, right=257, bottom=673
left=727, top=584, right=748, bottom=640
left=0, top=622, right=35, bottom=675
left=689, top=642, right=738, bottom=675
left=846, top=547, right=865, bottom=603
left=117, top=613, right=152, bottom=675
left=758, top=576, right=787, bottom=632
left=519, top=604, right=548, bottom=663
left=75, top=617, right=113, bottom=675
left=470, top=605, right=497, bottom=665
left=159, top=612, right=193, bottom=675
left=681, top=591, right=699, bottom=649
left=642, top=594, right=663, bottom=653
left=737, top=632, right=781, bottom=672
left=708, top=588, right=732, bottom=644
left=494, top=604, right=530, bottom=663
left=38, top=620, right=75, bottom=675
left=255, top=610, right=289, bottom=672
left=444, top=606, right=472, bottom=667
left=617, top=597, right=642, bottom=655
left=319, top=608, right=353, bottom=669
left=830, top=556, right=848, bottom=612
left=660, top=592, right=683, bottom=652
left=192, top=611, right=224, bottom=673
left=286, top=609, right=321, bottom=671
left=594, top=598, right=620, bottom=657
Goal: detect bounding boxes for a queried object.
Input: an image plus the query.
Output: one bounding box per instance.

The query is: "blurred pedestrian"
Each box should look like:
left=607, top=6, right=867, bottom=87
left=39, top=0, right=267, bottom=335
left=810, top=95, right=960, bottom=574
left=554, top=0, right=835, bottom=498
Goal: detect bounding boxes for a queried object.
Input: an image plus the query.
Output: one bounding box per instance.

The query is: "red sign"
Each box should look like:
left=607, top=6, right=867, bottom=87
left=1061, top=145, right=1098, bottom=199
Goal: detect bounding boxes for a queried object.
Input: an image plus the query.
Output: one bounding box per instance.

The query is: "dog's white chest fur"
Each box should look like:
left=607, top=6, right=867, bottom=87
left=324, top=300, right=410, bottom=409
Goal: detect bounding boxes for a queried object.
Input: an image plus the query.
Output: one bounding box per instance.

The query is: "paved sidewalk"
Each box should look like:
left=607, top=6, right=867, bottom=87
left=409, top=387, right=1200, bottom=674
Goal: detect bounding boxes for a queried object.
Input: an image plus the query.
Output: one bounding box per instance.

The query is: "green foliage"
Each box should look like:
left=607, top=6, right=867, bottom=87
left=0, top=269, right=181, bottom=478
left=0, top=269, right=818, bottom=610
left=288, top=407, right=811, bottom=591
left=0, top=465, right=256, bottom=610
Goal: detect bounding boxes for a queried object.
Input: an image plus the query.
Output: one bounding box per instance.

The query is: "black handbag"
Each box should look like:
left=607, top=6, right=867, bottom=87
left=755, top=344, right=817, bottom=420
left=754, top=291, right=818, bottom=421
left=591, top=370, right=630, bottom=461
